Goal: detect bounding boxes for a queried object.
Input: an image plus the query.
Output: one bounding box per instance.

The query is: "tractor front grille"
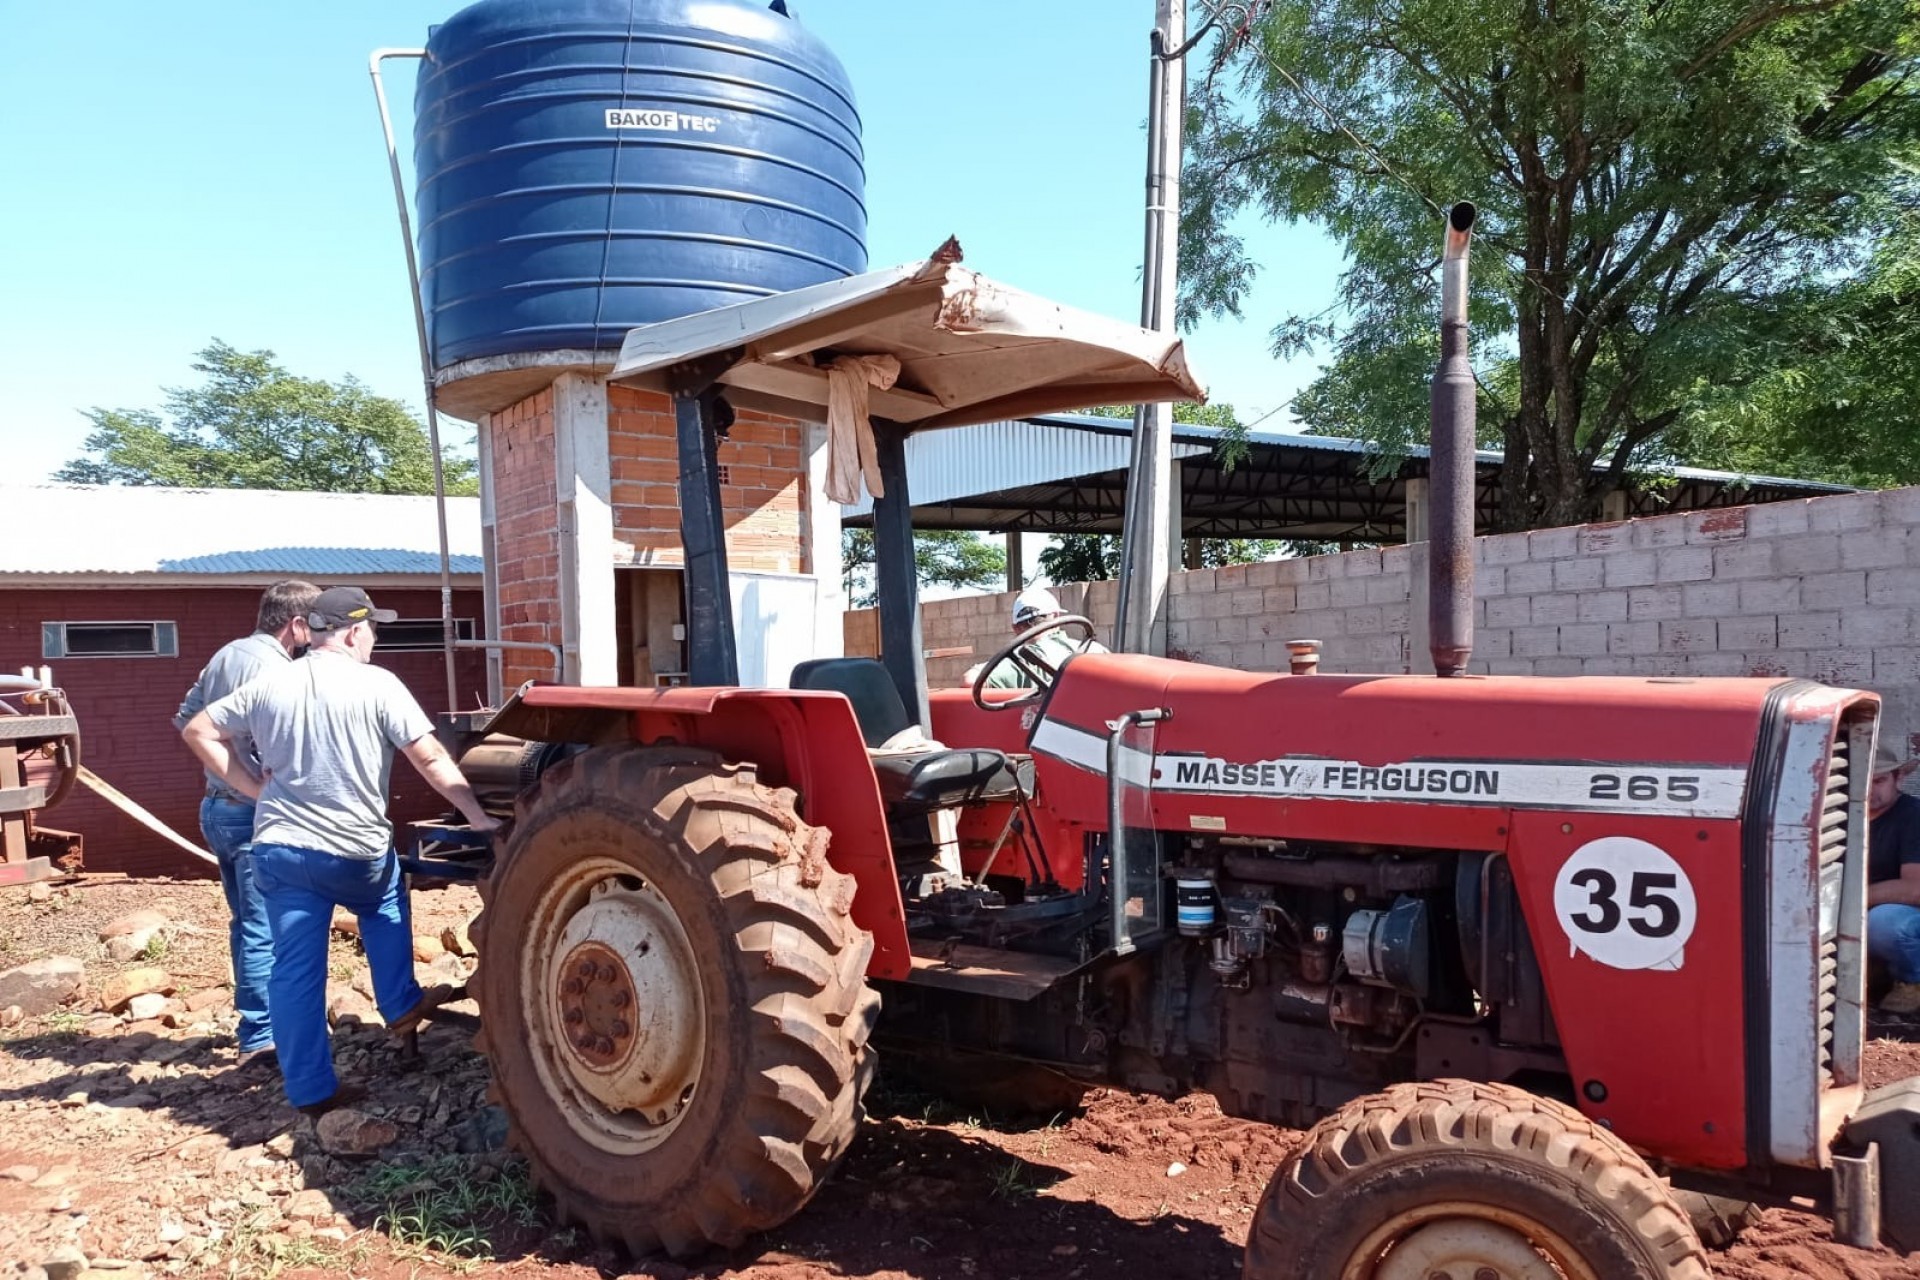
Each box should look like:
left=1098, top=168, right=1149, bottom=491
left=1816, top=731, right=1849, bottom=1087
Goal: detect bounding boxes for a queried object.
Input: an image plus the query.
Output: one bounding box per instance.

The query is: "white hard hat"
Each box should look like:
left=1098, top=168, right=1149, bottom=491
left=1012, top=586, right=1063, bottom=627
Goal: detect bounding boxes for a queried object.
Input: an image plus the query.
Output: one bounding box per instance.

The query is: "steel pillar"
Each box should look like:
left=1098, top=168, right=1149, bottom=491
left=871, top=421, right=930, bottom=731
left=670, top=355, right=742, bottom=687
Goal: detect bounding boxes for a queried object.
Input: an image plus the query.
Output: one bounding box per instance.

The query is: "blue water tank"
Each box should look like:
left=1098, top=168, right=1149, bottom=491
left=413, top=0, right=866, bottom=370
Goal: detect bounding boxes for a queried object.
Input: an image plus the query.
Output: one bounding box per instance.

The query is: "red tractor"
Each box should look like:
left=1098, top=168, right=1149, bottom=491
left=434, top=229, right=1919, bottom=1278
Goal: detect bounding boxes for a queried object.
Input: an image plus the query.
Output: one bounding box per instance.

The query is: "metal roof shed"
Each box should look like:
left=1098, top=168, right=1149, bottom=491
left=841, top=415, right=1853, bottom=541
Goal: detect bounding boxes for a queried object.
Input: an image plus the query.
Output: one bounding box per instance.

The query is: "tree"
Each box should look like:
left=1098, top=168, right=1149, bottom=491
left=56, top=340, right=477, bottom=495
left=1184, top=0, right=1919, bottom=530
left=1667, top=206, right=1920, bottom=487
left=1039, top=533, right=1290, bottom=583
left=841, top=528, right=1007, bottom=608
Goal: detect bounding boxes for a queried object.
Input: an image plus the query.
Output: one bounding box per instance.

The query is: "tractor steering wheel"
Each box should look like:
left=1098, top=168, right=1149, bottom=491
left=971, top=614, right=1097, bottom=712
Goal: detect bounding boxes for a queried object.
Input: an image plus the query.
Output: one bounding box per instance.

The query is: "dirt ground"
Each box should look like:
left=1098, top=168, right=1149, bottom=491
left=1, top=876, right=1917, bottom=1280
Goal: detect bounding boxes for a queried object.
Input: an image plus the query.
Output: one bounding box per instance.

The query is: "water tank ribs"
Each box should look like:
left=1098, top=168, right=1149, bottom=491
left=415, top=0, right=867, bottom=372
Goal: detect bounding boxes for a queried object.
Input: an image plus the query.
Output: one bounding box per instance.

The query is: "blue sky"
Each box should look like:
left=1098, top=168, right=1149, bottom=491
left=0, top=1, right=1341, bottom=483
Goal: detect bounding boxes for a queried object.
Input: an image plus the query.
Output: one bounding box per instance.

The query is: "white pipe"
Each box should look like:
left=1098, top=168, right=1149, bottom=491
left=369, top=47, right=460, bottom=716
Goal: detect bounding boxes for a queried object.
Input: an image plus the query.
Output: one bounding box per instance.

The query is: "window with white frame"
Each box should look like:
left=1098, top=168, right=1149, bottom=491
left=42, top=621, right=179, bottom=659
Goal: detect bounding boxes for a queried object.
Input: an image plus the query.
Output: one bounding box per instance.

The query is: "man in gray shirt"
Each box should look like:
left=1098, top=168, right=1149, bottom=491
left=173, top=579, right=319, bottom=1069
left=182, top=586, right=499, bottom=1114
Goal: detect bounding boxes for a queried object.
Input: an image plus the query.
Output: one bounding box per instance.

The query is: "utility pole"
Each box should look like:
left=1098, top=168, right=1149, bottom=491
left=1114, top=0, right=1186, bottom=655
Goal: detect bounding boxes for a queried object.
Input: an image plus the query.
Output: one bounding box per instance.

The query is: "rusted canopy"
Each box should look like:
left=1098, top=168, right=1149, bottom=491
left=608, top=254, right=1204, bottom=430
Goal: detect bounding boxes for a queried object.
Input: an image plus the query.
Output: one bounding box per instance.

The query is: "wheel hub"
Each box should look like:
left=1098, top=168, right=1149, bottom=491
left=525, top=864, right=707, bottom=1153
left=555, top=941, right=638, bottom=1068
left=1374, top=1219, right=1561, bottom=1280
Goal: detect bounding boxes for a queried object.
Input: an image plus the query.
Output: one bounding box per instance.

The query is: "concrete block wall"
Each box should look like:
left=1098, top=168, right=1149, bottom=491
left=864, top=485, right=1920, bottom=756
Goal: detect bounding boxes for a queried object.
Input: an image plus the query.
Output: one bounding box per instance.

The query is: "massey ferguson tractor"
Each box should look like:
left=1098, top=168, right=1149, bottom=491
left=432, top=210, right=1920, bottom=1278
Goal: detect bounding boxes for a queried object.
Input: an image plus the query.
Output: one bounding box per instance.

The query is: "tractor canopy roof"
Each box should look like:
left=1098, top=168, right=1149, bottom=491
left=608, top=253, right=1205, bottom=430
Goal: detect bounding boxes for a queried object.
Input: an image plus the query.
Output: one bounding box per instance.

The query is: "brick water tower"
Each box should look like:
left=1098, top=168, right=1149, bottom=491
left=403, top=0, right=866, bottom=693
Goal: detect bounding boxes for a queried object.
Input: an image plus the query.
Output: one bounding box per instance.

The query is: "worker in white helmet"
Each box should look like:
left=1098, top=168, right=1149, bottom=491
left=964, top=586, right=1109, bottom=689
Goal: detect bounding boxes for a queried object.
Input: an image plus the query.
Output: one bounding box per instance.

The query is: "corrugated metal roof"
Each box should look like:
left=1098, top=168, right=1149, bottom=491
left=1036, top=413, right=1857, bottom=494
left=839, top=418, right=1208, bottom=517
left=0, top=485, right=484, bottom=579
left=844, top=414, right=1856, bottom=538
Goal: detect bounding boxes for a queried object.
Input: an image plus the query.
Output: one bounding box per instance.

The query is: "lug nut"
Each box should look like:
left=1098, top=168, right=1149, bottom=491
left=611, top=990, right=631, bottom=1009
left=562, top=977, right=584, bottom=996
left=611, top=1020, right=630, bottom=1039
left=595, top=1036, right=614, bottom=1055
left=573, top=1031, right=595, bottom=1050
left=1475, top=1270, right=1500, bottom=1280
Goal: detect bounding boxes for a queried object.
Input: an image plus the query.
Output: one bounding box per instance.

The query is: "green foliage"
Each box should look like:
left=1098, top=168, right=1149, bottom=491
left=1080, top=398, right=1254, bottom=469
left=56, top=340, right=477, bottom=495
left=1039, top=534, right=1290, bottom=583
left=349, top=1155, right=542, bottom=1270
left=1667, top=208, right=1920, bottom=486
left=842, top=528, right=1007, bottom=607
left=1184, top=0, right=1920, bottom=527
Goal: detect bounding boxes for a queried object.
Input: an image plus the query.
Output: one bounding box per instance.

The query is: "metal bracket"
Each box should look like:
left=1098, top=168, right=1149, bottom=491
left=1833, top=1143, right=1881, bottom=1249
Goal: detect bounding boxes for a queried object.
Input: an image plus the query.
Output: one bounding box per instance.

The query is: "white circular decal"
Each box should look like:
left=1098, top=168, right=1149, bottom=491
left=1552, top=836, right=1697, bottom=971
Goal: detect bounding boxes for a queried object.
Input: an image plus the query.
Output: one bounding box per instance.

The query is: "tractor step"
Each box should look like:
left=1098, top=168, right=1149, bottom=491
left=905, top=938, right=1083, bottom=1001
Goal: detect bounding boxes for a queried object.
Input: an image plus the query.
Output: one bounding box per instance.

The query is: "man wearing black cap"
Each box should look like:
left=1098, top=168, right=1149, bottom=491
left=182, top=586, right=500, bottom=1114
left=1868, top=743, right=1920, bottom=1014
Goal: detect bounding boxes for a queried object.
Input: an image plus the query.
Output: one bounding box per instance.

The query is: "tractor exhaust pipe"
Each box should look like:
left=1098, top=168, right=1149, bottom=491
left=1429, top=201, right=1477, bottom=677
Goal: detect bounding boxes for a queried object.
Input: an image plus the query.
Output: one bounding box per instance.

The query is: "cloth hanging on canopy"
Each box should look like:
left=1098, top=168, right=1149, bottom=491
left=823, top=353, right=902, bottom=506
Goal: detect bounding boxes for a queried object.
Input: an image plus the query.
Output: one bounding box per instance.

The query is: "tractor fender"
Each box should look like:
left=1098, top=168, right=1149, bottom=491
left=482, top=682, right=909, bottom=979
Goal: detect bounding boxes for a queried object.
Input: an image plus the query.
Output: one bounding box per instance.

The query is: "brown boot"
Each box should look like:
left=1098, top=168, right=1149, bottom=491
left=388, top=982, right=459, bottom=1037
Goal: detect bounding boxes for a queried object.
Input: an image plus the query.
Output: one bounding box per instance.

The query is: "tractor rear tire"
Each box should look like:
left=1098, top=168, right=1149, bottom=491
left=1243, top=1079, right=1710, bottom=1280
left=471, top=745, right=880, bottom=1256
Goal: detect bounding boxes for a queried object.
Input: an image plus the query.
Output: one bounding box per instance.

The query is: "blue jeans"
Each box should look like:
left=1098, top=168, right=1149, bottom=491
left=1870, top=903, right=1920, bottom=984
left=199, top=796, right=274, bottom=1053
left=251, top=843, right=424, bottom=1108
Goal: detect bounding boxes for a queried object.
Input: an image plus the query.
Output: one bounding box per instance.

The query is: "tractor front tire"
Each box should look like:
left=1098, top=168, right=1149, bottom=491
left=1244, top=1080, right=1710, bottom=1280
left=472, top=746, right=879, bottom=1256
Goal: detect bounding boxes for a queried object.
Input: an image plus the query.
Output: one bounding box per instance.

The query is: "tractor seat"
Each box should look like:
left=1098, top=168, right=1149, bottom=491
left=791, top=658, right=1025, bottom=812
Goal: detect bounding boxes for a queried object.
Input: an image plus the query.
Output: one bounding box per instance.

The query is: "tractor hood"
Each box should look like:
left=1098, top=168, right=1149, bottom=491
left=607, top=253, right=1204, bottom=429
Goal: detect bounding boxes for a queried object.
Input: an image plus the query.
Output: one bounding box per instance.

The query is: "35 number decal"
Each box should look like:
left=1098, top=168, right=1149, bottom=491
left=1552, top=838, right=1697, bottom=970
left=1587, top=773, right=1701, bottom=804
left=1562, top=868, right=1683, bottom=939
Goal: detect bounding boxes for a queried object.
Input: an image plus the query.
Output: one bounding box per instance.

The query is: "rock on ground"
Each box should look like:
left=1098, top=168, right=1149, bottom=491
left=124, top=992, right=170, bottom=1021
left=314, top=1109, right=398, bottom=1158
left=41, top=1245, right=87, bottom=1280
left=98, top=908, right=171, bottom=940
left=96, top=967, right=173, bottom=1012
left=0, top=955, right=85, bottom=1016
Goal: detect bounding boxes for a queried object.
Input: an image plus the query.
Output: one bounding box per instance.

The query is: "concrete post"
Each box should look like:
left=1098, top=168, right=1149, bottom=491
left=1006, top=530, right=1024, bottom=593
left=552, top=372, right=617, bottom=685
left=804, top=420, right=845, bottom=662
left=1405, top=477, right=1431, bottom=543
left=475, top=417, right=504, bottom=704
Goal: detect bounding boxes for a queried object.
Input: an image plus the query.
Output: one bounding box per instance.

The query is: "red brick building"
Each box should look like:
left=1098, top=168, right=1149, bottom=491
left=0, top=486, right=487, bottom=876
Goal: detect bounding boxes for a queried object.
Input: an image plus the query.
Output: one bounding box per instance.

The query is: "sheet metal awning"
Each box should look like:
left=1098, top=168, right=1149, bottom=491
left=609, top=255, right=1203, bottom=428
left=842, top=414, right=1855, bottom=540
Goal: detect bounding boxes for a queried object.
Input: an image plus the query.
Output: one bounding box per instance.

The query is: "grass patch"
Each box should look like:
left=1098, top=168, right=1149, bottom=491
left=989, top=1159, right=1037, bottom=1201
left=139, top=932, right=171, bottom=962
left=42, top=1009, right=85, bottom=1035
left=198, top=1205, right=365, bottom=1279
left=346, top=1154, right=542, bottom=1270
